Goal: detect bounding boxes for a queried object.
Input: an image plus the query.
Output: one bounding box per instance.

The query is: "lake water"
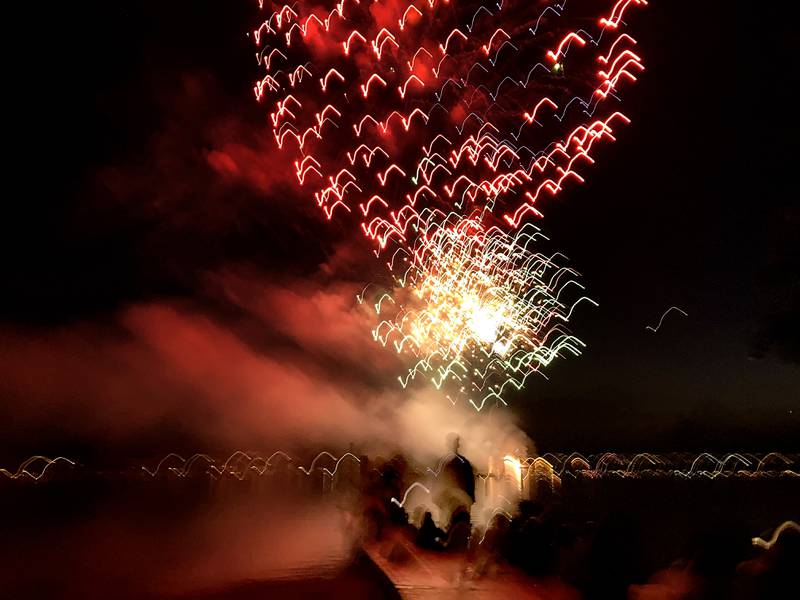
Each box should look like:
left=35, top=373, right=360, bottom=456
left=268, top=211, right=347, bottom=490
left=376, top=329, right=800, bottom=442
left=0, top=480, right=398, bottom=599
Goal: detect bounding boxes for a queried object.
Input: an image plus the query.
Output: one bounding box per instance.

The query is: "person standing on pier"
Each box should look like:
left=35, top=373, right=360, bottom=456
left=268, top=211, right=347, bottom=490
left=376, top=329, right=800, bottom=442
left=432, top=434, right=475, bottom=550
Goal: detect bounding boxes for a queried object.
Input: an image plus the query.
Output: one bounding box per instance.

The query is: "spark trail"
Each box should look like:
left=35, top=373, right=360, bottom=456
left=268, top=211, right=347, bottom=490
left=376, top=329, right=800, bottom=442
left=251, top=0, right=649, bottom=407
left=366, top=214, right=596, bottom=410
left=646, top=305, right=688, bottom=333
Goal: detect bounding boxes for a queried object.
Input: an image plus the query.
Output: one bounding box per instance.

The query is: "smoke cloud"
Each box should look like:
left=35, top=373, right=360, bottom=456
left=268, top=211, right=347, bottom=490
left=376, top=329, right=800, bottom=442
left=0, top=262, right=531, bottom=465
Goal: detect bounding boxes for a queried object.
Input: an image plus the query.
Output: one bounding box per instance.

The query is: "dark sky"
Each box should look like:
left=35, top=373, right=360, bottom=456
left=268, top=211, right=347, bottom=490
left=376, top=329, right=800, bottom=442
left=1, top=1, right=797, bottom=460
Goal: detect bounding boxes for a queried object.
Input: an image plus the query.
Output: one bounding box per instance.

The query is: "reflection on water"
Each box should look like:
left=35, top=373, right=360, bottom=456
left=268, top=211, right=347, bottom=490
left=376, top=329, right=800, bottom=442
left=0, top=481, right=396, bottom=600
left=157, top=503, right=351, bottom=590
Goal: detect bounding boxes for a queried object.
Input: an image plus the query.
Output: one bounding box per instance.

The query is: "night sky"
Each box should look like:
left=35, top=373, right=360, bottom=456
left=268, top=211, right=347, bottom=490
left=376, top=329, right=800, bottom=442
left=2, top=1, right=797, bottom=462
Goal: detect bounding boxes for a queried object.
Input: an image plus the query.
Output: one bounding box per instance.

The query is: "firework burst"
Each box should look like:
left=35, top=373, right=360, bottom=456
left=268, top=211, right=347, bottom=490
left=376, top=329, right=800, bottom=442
left=251, top=0, right=648, bottom=407
left=368, top=212, right=596, bottom=409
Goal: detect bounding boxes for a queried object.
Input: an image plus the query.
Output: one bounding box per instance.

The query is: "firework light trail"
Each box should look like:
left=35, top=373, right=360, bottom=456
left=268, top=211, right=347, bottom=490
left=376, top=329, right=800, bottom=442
left=251, top=0, right=649, bottom=407
left=139, top=450, right=800, bottom=483
left=368, top=213, right=597, bottom=410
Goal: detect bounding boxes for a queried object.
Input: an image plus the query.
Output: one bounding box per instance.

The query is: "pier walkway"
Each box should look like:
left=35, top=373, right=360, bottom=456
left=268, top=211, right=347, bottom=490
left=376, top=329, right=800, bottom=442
left=364, top=532, right=579, bottom=600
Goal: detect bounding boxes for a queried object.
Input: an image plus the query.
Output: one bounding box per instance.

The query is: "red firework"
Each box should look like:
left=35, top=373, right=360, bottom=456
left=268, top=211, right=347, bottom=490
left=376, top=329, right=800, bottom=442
left=252, top=0, right=647, bottom=256
left=250, top=1, right=649, bottom=406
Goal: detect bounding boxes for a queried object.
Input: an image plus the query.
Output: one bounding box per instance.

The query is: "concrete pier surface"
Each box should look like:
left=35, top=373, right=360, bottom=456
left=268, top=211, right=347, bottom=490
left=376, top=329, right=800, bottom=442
left=364, top=532, right=580, bottom=600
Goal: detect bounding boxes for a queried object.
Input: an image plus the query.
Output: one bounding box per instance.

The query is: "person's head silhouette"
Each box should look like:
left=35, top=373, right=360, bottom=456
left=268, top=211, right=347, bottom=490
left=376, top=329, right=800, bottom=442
left=447, top=432, right=461, bottom=455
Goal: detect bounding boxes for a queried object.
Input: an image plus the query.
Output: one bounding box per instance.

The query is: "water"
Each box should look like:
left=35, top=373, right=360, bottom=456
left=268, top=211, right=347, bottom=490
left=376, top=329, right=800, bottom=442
left=0, top=480, right=397, bottom=599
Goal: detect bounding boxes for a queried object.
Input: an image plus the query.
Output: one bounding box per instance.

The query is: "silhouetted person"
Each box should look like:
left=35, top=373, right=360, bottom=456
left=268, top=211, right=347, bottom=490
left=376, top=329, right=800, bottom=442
left=583, top=512, right=644, bottom=599
left=473, top=513, right=512, bottom=577
left=441, top=434, right=475, bottom=503
left=416, top=511, right=446, bottom=550
left=361, top=469, right=388, bottom=540
left=688, top=521, right=751, bottom=598
left=504, top=501, right=561, bottom=575
left=432, top=434, right=475, bottom=551
left=382, top=455, right=409, bottom=526
left=445, top=506, right=472, bottom=551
